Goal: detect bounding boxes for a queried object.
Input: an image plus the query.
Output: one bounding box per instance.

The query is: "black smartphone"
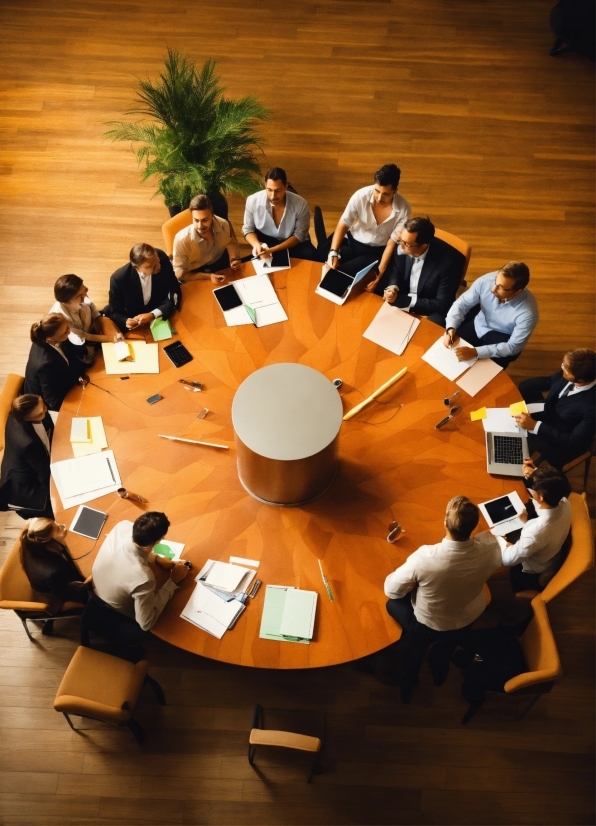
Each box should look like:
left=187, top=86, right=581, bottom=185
left=146, top=394, right=163, bottom=405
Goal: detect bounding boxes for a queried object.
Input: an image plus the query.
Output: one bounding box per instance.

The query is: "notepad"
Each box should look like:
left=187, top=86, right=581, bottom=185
left=259, top=585, right=317, bottom=644
left=153, top=540, right=185, bottom=561
left=363, top=301, right=420, bottom=356
left=456, top=358, right=503, bottom=396
left=71, top=417, right=108, bottom=457
left=150, top=317, right=172, bottom=341
left=113, top=340, right=133, bottom=361
left=70, top=418, right=91, bottom=443
left=422, top=336, right=477, bottom=381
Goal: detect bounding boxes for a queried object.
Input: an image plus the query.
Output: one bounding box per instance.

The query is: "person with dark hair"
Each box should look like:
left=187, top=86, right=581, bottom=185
left=369, top=216, right=466, bottom=326
left=90, top=512, right=189, bottom=644
left=103, top=243, right=182, bottom=334
left=242, top=168, right=321, bottom=262
left=479, top=466, right=572, bottom=594
left=443, top=262, right=539, bottom=369
left=22, top=314, right=87, bottom=412
left=384, top=496, right=501, bottom=701
left=50, top=274, right=121, bottom=350
left=321, top=164, right=411, bottom=277
left=19, top=517, right=90, bottom=624
left=0, top=395, right=54, bottom=518
left=512, top=349, right=595, bottom=468
left=173, top=194, right=242, bottom=283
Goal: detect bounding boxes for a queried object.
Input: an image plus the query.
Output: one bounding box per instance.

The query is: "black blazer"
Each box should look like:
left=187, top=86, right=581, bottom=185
left=519, top=371, right=595, bottom=466
left=385, top=236, right=466, bottom=318
left=22, top=340, right=86, bottom=412
left=0, top=413, right=53, bottom=511
left=22, top=542, right=88, bottom=612
left=106, top=249, right=182, bottom=333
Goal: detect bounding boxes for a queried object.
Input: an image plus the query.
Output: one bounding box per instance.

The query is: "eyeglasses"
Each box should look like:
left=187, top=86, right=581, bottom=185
left=493, top=279, right=517, bottom=293
left=398, top=238, right=420, bottom=250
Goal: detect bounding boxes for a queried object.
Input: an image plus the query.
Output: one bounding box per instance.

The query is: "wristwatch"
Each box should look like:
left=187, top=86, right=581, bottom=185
left=328, top=250, right=341, bottom=260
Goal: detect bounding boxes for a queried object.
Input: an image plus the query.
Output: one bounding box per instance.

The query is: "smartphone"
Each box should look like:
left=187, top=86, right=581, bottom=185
left=146, top=394, right=163, bottom=405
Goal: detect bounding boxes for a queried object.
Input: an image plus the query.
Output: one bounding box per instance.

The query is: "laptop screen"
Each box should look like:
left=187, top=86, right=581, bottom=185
left=484, top=495, right=518, bottom=525
left=319, top=269, right=353, bottom=298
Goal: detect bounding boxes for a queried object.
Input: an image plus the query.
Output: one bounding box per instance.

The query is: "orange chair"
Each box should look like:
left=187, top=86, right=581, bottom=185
left=161, top=209, right=192, bottom=258
left=561, top=437, right=595, bottom=493
left=0, top=373, right=24, bottom=464
left=434, top=228, right=472, bottom=286
left=0, top=536, right=86, bottom=640
left=515, top=492, right=594, bottom=602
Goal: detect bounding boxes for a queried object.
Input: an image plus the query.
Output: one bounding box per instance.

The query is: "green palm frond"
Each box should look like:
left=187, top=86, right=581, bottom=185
left=104, top=49, right=271, bottom=208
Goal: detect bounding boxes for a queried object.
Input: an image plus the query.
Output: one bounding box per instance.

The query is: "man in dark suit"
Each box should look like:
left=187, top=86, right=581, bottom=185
left=104, top=243, right=182, bottom=334
left=369, top=216, right=465, bottom=326
left=514, top=349, right=595, bottom=468
left=0, top=395, right=54, bottom=518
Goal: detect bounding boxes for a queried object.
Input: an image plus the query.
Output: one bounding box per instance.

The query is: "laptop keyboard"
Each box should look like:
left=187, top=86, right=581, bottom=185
left=493, top=435, right=524, bottom=465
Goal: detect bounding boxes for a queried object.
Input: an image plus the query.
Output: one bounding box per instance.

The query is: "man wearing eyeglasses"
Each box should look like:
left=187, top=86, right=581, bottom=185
left=442, top=262, right=539, bottom=369
left=367, top=217, right=466, bottom=326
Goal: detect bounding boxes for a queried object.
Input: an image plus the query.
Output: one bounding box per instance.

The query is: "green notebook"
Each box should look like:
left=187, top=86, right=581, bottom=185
left=259, top=585, right=317, bottom=644
left=150, top=317, right=172, bottom=341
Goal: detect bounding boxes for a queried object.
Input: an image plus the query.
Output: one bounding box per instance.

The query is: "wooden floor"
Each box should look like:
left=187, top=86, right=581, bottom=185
left=0, top=1, right=594, bottom=824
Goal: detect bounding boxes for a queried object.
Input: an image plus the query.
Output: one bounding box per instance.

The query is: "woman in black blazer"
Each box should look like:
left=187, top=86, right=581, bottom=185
left=22, top=314, right=87, bottom=411
left=20, top=517, right=90, bottom=628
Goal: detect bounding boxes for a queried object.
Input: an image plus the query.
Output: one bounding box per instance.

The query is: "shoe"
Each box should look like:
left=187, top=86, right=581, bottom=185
left=41, top=620, right=54, bottom=636
left=314, top=206, right=327, bottom=248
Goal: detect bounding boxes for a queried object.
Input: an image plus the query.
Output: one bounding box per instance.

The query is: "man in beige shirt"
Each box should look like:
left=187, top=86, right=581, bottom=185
left=173, top=194, right=242, bottom=284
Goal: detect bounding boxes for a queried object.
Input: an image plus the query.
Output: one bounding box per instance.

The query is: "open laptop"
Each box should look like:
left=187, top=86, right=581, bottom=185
left=315, top=260, right=378, bottom=306
left=485, top=428, right=529, bottom=476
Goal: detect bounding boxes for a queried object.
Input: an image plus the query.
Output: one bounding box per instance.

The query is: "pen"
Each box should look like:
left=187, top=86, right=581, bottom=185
left=318, top=559, right=334, bottom=602
left=158, top=434, right=229, bottom=449
left=179, top=379, right=203, bottom=389
left=282, top=635, right=307, bottom=641
left=106, top=457, right=116, bottom=483
left=435, top=415, right=451, bottom=429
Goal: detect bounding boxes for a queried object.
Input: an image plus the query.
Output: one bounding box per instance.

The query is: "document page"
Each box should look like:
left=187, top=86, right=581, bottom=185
left=51, top=450, right=121, bottom=508
left=235, top=274, right=288, bottom=327
left=71, top=417, right=108, bottom=457
left=363, top=301, right=420, bottom=356
left=481, top=408, right=520, bottom=434
left=421, top=336, right=477, bottom=381
left=456, top=358, right=503, bottom=396
left=102, top=341, right=159, bottom=374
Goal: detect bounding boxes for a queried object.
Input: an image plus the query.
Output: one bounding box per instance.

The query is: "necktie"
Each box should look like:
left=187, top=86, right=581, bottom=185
left=560, top=383, right=574, bottom=398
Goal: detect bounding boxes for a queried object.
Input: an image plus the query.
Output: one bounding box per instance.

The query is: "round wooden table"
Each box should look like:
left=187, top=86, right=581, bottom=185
left=53, top=260, right=524, bottom=669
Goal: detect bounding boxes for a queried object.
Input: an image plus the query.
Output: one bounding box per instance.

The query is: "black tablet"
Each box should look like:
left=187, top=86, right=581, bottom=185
left=319, top=268, right=353, bottom=298
left=213, top=284, right=243, bottom=311
left=69, top=506, right=107, bottom=540
left=483, top=495, right=517, bottom=525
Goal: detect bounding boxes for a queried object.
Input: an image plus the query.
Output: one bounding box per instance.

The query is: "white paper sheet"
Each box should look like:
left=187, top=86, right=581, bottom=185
left=527, top=402, right=545, bottom=414
left=102, top=341, right=159, bottom=374
left=51, top=450, right=121, bottom=509
left=456, top=358, right=503, bottom=396
left=421, top=337, right=477, bottom=381
left=252, top=251, right=291, bottom=274
left=481, top=408, right=520, bottom=434
left=222, top=274, right=288, bottom=327
left=205, top=560, right=251, bottom=592
left=180, top=582, right=245, bottom=638
left=363, top=301, right=420, bottom=356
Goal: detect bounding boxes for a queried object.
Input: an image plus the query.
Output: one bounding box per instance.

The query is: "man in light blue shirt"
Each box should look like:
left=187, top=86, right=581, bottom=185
left=443, top=262, right=538, bottom=368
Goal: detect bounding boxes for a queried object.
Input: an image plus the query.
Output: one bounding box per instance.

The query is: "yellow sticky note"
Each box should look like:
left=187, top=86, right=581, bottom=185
left=470, top=407, right=487, bottom=421
left=509, top=400, right=528, bottom=416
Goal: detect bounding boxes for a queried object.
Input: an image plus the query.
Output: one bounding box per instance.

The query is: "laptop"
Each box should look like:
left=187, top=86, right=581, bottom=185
left=485, top=428, right=529, bottom=477
left=315, top=260, right=378, bottom=306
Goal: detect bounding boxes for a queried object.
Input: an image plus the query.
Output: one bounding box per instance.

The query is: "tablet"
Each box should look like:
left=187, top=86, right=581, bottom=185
left=478, top=490, right=525, bottom=527
left=213, top=284, right=242, bottom=312
left=69, top=505, right=107, bottom=540
left=318, top=268, right=353, bottom=298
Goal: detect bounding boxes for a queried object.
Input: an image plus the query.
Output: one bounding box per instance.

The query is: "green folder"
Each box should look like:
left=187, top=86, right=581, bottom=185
left=259, top=585, right=316, bottom=644
left=150, top=317, right=172, bottom=341
left=153, top=541, right=175, bottom=559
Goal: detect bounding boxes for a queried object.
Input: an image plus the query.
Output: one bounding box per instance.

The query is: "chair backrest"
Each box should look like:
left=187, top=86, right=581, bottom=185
left=161, top=209, right=192, bottom=257
left=540, top=492, right=594, bottom=603
left=504, top=596, right=562, bottom=694
left=0, top=535, right=49, bottom=611
left=249, top=728, right=321, bottom=753
left=434, top=228, right=472, bottom=279
left=0, top=373, right=24, bottom=460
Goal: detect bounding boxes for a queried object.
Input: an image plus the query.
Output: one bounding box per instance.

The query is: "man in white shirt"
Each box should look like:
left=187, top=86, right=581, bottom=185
left=384, top=496, right=501, bottom=701
left=90, top=512, right=189, bottom=646
left=322, top=164, right=411, bottom=277
left=242, top=167, right=321, bottom=262
left=173, top=194, right=242, bottom=283
left=480, top=466, right=572, bottom=594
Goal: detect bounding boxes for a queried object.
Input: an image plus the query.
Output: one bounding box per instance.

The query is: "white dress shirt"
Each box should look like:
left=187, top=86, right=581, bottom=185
left=531, top=379, right=596, bottom=435
left=384, top=537, right=502, bottom=631
left=135, top=272, right=163, bottom=319
left=92, top=520, right=177, bottom=631
left=173, top=216, right=240, bottom=273
left=496, top=498, right=572, bottom=574
left=339, top=185, right=411, bottom=246
left=50, top=297, right=100, bottom=347
left=242, top=190, right=310, bottom=242
left=405, top=247, right=429, bottom=310
left=31, top=422, right=51, bottom=454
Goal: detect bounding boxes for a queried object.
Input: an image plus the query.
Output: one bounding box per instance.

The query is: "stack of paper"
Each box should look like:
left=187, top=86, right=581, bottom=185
left=195, top=559, right=256, bottom=598
left=51, top=450, right=121, bottom=509
left=102, top=340, right=159, bottom=374
left=363, top=301, right=420, bottom=356
left=421, top=337, right=477, bottom=381
left=180, top=582, right=246, bottom=639
left=259, top=586, right=317, bottom=644
left=70, top=417, right=108, bottom=457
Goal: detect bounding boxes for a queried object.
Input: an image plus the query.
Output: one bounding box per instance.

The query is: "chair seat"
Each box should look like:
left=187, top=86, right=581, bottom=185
left=54, top=646, right=148, bottom=724
left=249, top=728, right=321, bottom=753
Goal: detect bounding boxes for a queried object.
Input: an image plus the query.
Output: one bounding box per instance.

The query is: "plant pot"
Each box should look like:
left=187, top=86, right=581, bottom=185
left=210, top=191, right=229, bottom=221
left=168, top=205, right=184, bottom=217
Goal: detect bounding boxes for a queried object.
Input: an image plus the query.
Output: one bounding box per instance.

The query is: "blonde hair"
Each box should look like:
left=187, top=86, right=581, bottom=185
left=445, top=496, right=479, bottom=541
left=24, top=517, right=55, bottom=544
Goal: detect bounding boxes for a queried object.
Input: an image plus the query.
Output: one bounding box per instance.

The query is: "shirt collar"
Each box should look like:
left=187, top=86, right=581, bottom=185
left=535, top=499, right=568, bottom=521
left=412, top=247, right=429, bottom=263
left=135, top=268, right=151, bottom=280
left=367, top=188, right=399, bottom=216
left=441, top=537, right=475, bottom=551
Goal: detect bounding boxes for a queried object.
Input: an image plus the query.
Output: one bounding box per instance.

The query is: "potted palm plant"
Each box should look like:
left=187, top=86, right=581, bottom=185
left=105, top=49, right=271, bottom=217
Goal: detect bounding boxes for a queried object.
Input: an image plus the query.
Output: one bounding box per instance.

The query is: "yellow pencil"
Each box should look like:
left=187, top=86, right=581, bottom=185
left=342, top=367, right=407, bottom=421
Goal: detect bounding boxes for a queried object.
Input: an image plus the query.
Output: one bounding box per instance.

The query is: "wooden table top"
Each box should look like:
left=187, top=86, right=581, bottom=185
left=53, top=259, right=524, bottom=669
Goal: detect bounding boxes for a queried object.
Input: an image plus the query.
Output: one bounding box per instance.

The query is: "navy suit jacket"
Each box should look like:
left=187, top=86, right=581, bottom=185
left=0, top=413, right=53, bottom=511
left=385, top=236, right=466, bottom=318
left=519, top=370, right=595, bottom=466
left=106, top=249, right=182, bottom=333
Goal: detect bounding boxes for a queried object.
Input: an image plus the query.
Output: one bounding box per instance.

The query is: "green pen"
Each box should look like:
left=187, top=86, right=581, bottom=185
left=244, top=304, right=257, bottom=326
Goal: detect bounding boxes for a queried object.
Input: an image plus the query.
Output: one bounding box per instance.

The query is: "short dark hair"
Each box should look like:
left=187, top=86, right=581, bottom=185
left=445, top=495, right=479, bottom=541
left=132, top=512, right=170, bottom=547
left=130, top=243, right=157, bottom=267
left=54, top=274, right=83, bottom=303
left=403, top=216, right=435, bottom=246
left=189, top=194, right=213, bottom=213
left=499, top=261, right=530, bottom=291
left=374, top=164, right=401, bottom=189
left=564, top=349, right=596, bottom=383
left=30, top=313, right=66, bottom=345
left=264, top=167, right=287, bottom=185
left=11, top=395, right=42, bottom=423
left=532, top=467, right=571, bottom=507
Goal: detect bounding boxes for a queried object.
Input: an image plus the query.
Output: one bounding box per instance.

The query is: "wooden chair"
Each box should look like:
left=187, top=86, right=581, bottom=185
left=248, top=703, right=324, bottom=782
left=0, top=373, right=24, bottom=464
left=54, top=646, right=165, bottom=745
left=0, top=536, right=86, bottom=640
left=561, top=437, right=595, bottom=493
left=516, top=492, right=594, bottom=601
left=161, top=209, right=192, bottom=258
left=434, top=228, right=472, bottom=286
left=462, top=596, right=562, bottom=723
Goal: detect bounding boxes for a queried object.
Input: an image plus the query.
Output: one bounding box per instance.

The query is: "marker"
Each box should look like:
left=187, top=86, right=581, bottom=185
left=318, top=559, right=334, bottom=602
left=158, top=434, right=228, bottom=450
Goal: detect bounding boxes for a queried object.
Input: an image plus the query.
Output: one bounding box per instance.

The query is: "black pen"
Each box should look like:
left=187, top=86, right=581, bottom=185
left=106, top=457, right=116, bottom=483
left=435, top=415, right=451, bottom=429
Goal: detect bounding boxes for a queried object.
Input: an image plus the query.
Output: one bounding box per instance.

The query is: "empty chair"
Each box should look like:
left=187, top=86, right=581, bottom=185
left=248, top=703, right=324, bottom=782
left=161, top=209, right=192, bottom=258
left=54, top=645, right=165, bottom=744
